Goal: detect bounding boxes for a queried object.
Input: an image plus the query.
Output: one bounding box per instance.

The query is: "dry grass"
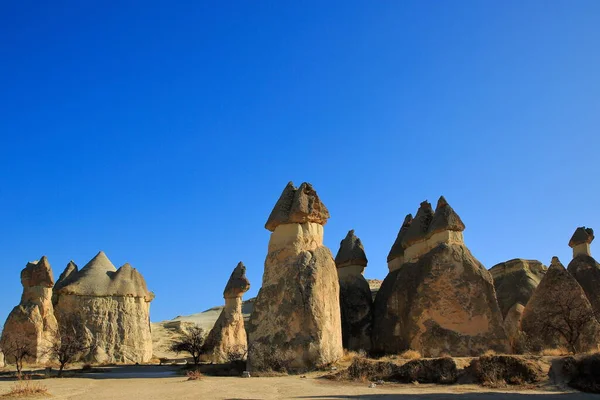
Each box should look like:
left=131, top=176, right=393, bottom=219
left=482, top=350, right=497, bottom=357
left=1, top=375, right=49, bottom=398
left=186, top=370, right=203, bottom=381
left=541, top=347, right=571, bottom=356
left=399, top=350, right=422, bottom=360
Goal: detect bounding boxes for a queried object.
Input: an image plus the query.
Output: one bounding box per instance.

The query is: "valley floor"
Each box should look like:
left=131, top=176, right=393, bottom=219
left=0, top=366, right=598, bottom=400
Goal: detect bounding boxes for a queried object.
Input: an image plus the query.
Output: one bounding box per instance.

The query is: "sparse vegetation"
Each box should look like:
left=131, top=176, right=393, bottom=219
left=169, top=326, right=206, bottom=366
left=468, top=355, right=544, bottom=387
left=1, top=375, right=49, bottom=398
left=226, top=344, right=247, bottom=363
left=186, top=369, right=203, bottom=381
left=399, top=350, right=422, bottom=360
left=247, top=344, right=296, bottom=374
left=541, top=347, right=571, bottom=357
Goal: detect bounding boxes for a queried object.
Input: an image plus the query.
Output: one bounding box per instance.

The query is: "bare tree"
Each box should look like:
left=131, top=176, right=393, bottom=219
left=169, top=326, right=205, bottom=365
left=46, top=317, right=94, bottom=377
left=0, top=336, right=33, bottom=377
left=538, top=291, right=596, bottom=353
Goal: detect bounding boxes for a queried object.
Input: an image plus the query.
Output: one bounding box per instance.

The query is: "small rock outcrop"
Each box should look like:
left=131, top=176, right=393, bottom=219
left=53, top=251, right=155, bottom=363
left=247, top=182, right=343, bottom=371
left=489, top=259, right=547, bottom=346
left=334, top=230, right=372, bottom=351
left=567, top=227, right=600, bottom=322
left=373, top=197, right=508, bottom=356
left=1, top=257, right=58, bottom=363
left=521, top=257, right=600, bottom=352
left=203, top=262, right=251, bottom=363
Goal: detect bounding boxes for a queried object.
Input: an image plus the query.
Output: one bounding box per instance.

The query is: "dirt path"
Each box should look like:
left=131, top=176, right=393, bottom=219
left=0, top=367, right=597, bottom=400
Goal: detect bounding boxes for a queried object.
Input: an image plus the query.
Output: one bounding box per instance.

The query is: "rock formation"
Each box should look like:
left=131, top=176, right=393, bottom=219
left=489, top=259, right=547, bottom=346
left=334, top=230, right=372, bottom=351
left=53, top=251, right=154, bottom=363
left=202, top=262, right=251, bottom=363
left=567, top=227, right=600, bottom=321
left=521, top=257, right=600, bottom=352
left=373, top=196, right=508, bottom=357
left=247, top=182, right=343, bottom=371
left=1, top=256, right=58, bottom=363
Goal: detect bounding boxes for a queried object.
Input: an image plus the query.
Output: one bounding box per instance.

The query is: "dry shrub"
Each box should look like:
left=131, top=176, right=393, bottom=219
left=439, top=351, right=452, bottom=358
left=482, top=350, right=497, bottom=357
left=346, top=357, right=396, bottom=382
left=2, top=375, right=49, bottom=398
left=541, top=347, right=570, bottom=357
left=393, top=358, right=458, bottom=384
left=186, top=369, right=203, bottom=381
left=555, top=353, right=600, bottom=393
left=247, top=344, right=296, bottom=374
left=399, top=350, right=422, bottom=360
left=468, top=355, right=544, bottom=387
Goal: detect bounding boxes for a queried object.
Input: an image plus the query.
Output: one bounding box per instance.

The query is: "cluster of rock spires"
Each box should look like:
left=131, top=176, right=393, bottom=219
left=3, top=180, right=600, bottom=371
left=1, top=251, right=154, bottom=364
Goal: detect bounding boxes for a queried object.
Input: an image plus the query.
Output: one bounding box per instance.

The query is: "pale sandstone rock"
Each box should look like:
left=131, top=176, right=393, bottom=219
left=373, top=197, right=508, bottom=357
left=489, top=259, right=547, bottom=346
left=247, top=182, right=342, bottom=371
left=203, top=262, right=251, bottom=363
left=567, top=227, right=600, bottom=322
left=335, top=230, right=372, bottom=351
left=1, top=256, right=58, bottom=364
left=53, top=251, right=154, bottom=363
left=387, top=214, right=412, bottom=271
left=522, top=257, right=600, bottom=352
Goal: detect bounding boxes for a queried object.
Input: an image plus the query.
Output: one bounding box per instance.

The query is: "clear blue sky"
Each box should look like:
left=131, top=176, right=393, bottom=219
left=1, top=1, right=599, bottom=324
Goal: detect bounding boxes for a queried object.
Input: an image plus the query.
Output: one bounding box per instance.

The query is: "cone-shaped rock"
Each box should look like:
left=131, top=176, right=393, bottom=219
left=567, top=227, right=600, bottom=323
left=335, top=230, right=372, bottom=351
left=522, top=257, right=600, bottom=352
left=265, top=182, right=330, bottom=231
left=1, top=256, right=58, bottom=363
left=387, top=214, right=412, bottom=269
left=53, top=251, right=154, bottom=363
left=489, top=259, right=547, bottom=348
left=248, top=181, right=342, bottom=371
left=203, top=262, right=251, bottom=363
left=373, top=197, right=508, bottom=356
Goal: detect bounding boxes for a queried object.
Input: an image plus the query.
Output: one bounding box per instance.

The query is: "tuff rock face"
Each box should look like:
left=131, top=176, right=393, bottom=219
left=335, top=230, right=372, bottom=351
left=53, top=251, right=154, bottom=363
left=247, top=182, right=343, bottom=371
left=567, top=227, right=600, bottom=322
left=373, top=197, right=508, bottom=357
left=203, top=262, right=251, bottom=363
left=1, top=256, right=58, bottom=363
left=521, top=257, right=600, bottom=352
left=489, top=259, right=547, bottom=346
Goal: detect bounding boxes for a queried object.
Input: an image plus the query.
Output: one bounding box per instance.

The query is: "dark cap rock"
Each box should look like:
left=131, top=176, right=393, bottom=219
left=265, top=182, right=330, bottom=231
left=569, top=227, right=594, bottom=248
left=428, top=196, right=465, bottom=235
left=387, top=214, right=413, bottom=262
left=401, top=201, right=434, bottom=248
left=224, top=262, right=251, bottom=298
left=335, top=230, right=368, bottom=268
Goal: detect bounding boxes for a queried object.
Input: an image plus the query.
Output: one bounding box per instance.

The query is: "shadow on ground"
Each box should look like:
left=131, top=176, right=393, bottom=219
left=295, top=393, right=600, bottom=399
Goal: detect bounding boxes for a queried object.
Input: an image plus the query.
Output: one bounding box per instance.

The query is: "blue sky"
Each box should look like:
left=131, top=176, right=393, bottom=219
left=0, top=1, right=599, bottom=324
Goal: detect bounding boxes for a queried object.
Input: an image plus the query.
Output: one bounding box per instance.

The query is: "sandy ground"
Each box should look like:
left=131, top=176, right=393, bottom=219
left=0, top=366, right=598, bottom=400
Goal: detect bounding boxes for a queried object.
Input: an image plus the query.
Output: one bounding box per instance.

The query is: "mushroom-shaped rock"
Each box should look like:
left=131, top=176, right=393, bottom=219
left=53, top=251, right=154, bottom=363
left=567, top=227, right=600, bottom=323
left=489, top=259, right=547, bottom=348
left=522, top=257, right=600, bottom=352
left=223, top=262, right=251, bottom=299
left=203, top=262, right=251, bottom=363
left=1, top=257, right=58, bottom=363
left=265, top=182, right=330, bottom=231
left=400, top=201, right=434, bottom=249
left=335, top=230, right=372, bottom=351
left=428, top=196, right=465, bottom=235
left=373, top=200, right=508, bottom=357
left=387, top=214, right=413, bottom=269
left=569, top=227, right=594, bottom=257
left=248, top=182, right=343, bottom=371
